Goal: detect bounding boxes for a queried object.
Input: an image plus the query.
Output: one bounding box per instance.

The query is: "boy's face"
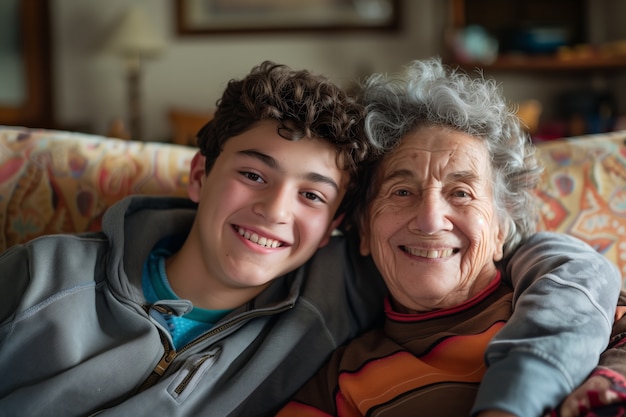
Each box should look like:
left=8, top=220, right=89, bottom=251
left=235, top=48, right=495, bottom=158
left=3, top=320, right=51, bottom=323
left=187, top=119, right=348, bottom=295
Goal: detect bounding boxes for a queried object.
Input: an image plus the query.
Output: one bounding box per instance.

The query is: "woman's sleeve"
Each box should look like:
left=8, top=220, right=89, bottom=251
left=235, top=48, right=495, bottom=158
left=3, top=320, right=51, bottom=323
left=472, top=231, right=622, bottom=417
left=591, top=291, right=626, bottom=385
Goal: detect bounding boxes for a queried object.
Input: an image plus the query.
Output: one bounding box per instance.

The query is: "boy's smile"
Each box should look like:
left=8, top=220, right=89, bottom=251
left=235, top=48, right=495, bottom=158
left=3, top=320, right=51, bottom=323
left=167, top=120, right=348, bottom=310
left=235, top=225, right=284, bottom=248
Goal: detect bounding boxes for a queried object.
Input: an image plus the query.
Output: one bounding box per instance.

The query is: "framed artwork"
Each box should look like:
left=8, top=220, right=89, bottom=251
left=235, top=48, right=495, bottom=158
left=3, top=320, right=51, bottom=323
left=175, top=0, right=400, bottom=35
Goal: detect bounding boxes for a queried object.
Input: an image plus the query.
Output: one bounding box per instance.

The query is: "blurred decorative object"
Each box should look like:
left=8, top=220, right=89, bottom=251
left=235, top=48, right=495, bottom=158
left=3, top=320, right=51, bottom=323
left=500, top=24, right=569, bottom=54
left=168, top=108, right=214, bottom=146
left=175, top=0, right=400, bottom=35
left=449, top=25, right=498, bottom=64
left=556, top=40, right=626, bottom=66
left=558, top=89, right=617, bottom=136
left=107, top=118, right=131, bottom=140
left=601, top=40, right=626, bottom=58
left=105, top=6, right=165, bottom=140
left=515, top=99, right=543, bottom=135
left=557, top=44, right=596, bottom=61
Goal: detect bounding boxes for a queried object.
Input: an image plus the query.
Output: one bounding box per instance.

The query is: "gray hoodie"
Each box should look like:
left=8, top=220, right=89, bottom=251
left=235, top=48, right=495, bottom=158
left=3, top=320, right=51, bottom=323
left=0, top=196, right=620, bottom=416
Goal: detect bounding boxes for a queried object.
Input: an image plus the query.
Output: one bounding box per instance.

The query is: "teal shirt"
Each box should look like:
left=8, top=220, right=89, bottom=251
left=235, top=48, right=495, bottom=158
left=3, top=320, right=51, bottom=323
left=143, top=245, right=232, bottom=349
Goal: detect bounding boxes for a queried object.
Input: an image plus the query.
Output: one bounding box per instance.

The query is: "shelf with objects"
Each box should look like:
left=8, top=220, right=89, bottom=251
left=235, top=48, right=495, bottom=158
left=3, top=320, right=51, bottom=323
left=444, top=0, right=626, bottom=140
left=446, top=0, right=626, bottom=71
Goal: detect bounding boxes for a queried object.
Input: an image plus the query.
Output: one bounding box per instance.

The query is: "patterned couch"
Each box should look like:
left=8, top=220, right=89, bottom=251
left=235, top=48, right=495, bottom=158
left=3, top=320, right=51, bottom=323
left=1, top=126, right=626, bottom=282
left=535, top=130, right=626, bottom=281
left=0, top=126, right=195, bottom=252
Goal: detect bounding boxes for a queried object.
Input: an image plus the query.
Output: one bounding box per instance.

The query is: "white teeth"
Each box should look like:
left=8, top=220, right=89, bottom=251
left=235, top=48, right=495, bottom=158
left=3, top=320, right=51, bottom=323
left=405, top=247, right=454, bottom=259
left=237, top=227, right=282, bottom=248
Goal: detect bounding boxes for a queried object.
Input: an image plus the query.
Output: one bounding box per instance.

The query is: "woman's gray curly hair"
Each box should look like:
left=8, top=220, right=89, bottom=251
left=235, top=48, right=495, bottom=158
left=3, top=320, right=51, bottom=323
left=357, top=57, right=543, bottom=257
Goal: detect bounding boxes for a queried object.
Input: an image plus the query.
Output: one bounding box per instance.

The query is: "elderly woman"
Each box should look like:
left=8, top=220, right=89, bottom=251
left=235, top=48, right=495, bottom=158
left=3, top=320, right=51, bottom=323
left=275, top=58, right=622, bottom=417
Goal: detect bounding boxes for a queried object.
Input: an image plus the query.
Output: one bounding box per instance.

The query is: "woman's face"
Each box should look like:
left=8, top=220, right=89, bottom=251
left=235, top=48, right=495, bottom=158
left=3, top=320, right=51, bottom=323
left=360, top=125, right=507, bottom=312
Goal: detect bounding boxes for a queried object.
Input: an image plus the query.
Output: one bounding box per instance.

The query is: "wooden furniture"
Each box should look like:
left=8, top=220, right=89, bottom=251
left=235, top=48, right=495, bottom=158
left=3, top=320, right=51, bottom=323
left=447, top=0, right=626, bottom=72
left=447, top=0, right=625, bottom=138
left=168, top=108, right=214, bottom=146
left=0, top=0, right=54, bottom=128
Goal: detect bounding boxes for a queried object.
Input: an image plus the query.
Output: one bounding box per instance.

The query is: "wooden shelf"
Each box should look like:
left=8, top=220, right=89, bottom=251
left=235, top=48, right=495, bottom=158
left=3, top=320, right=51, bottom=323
left=455, top=54, right=626, bottom=72
left=448, top=0, right=626, bottom=73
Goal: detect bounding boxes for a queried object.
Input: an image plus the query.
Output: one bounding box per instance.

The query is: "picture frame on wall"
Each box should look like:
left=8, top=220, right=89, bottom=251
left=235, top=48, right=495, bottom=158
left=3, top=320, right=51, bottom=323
left=175, top=0, right=400, bottom=35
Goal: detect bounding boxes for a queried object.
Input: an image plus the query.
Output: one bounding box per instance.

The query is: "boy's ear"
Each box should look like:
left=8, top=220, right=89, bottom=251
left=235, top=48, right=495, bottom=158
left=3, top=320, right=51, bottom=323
left=317, top=214, right=345, bottom=248
left=358, top=215, right=371, bottom=256
left=187, top=151, right=206, bottom=203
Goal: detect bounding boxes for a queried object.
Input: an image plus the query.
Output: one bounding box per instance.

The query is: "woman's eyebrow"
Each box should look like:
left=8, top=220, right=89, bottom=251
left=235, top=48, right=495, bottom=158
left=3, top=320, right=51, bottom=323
left=382, top=169, right=414, bottom=183
left=448, top=170, right=480, bottom=183
left=237, top=149, right=339, bottom=191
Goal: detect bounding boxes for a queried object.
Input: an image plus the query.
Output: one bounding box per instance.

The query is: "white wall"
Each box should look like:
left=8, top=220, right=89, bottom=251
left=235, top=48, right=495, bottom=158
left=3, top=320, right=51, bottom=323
left=51, top=0, right=447, bottom=141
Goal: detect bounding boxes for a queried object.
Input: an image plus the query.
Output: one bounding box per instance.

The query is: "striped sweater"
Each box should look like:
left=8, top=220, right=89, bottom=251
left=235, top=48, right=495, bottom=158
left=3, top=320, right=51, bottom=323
left=277, top=274, right=512, bottom=417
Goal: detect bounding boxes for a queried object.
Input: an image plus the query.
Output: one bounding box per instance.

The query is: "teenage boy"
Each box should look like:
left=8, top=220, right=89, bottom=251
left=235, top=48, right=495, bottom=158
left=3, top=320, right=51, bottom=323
left=0, top=61, right=620, bottom=417
left=0, top=61, right=382, bottom=417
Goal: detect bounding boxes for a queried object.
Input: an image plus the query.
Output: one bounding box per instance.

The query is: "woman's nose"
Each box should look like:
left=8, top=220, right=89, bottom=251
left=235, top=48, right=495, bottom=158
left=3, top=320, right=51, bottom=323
left=408, top=192, right=452, bottom=235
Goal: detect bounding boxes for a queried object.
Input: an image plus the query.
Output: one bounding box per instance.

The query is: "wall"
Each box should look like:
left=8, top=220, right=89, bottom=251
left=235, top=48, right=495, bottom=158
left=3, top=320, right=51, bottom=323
left=51, top=0, right=446, bottom=141
left=50, top=0, right=626, bottom=142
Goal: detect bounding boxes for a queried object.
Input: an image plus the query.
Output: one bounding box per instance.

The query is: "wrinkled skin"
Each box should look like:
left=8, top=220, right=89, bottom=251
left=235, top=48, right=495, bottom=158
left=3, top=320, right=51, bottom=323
left=360, top=124, right=507, bottom=313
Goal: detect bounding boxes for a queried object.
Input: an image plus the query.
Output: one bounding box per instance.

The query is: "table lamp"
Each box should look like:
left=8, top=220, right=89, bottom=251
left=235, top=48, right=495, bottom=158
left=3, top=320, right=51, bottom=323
left=105, top=6, right=165, bottom=140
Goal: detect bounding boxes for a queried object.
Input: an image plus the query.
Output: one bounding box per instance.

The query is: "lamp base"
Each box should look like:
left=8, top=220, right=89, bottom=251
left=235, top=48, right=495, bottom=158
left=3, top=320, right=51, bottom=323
left=127, top=63, right=141, bottom=140
left=107, top=118, right=131, bottom=140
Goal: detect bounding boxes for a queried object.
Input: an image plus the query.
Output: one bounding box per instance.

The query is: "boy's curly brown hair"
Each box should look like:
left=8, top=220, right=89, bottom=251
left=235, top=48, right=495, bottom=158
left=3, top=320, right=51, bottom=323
left=197, top=60, right=376, bottom=218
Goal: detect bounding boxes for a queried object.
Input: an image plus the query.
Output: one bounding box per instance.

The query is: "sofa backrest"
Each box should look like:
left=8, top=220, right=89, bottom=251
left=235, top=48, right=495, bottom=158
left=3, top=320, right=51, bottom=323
left=2, top=126, right=626, bottom=282
left=0, top=126, right=195, bottom=252
left=534, top=130, right=626, bottom=281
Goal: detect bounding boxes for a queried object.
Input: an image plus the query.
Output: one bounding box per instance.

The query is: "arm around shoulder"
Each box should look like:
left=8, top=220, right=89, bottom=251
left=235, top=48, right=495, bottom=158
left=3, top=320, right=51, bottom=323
left=473, top=232, right=622, bottom=417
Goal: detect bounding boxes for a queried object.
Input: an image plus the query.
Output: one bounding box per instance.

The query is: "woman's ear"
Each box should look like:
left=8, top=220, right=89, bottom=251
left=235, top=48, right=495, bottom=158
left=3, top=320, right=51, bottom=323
left=187, top=152, right=206, bottom=203
left=492, top=219, right=510, bottom=262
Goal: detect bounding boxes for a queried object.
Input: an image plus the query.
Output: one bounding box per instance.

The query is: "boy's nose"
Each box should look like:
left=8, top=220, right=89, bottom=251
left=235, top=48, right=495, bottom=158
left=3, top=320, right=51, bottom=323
left=252, top=187, right=292, bottom=224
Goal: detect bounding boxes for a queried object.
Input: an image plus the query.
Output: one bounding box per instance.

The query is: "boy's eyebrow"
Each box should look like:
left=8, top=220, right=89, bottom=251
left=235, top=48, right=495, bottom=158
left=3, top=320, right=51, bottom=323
left=238, top=149, right=340, bottom=191
left=239, top=149, right=278, bottom=169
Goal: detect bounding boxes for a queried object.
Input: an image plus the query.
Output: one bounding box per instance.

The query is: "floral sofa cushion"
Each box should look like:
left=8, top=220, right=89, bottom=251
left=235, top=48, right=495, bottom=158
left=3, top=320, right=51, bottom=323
left=535, top=130, right=626, bottom=280
left=0, top=126, right=195, bottom=252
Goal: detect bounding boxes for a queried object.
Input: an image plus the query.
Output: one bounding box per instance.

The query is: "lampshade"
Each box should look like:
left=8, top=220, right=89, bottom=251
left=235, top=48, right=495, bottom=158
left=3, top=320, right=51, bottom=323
left=105, top=6, right=165, bottom=58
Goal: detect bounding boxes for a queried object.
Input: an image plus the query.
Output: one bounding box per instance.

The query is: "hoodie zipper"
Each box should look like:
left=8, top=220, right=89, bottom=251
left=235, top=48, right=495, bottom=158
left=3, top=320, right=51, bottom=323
left=137, top=328, right=177, bottom=392
left=139, top=302, right=293, bottom=392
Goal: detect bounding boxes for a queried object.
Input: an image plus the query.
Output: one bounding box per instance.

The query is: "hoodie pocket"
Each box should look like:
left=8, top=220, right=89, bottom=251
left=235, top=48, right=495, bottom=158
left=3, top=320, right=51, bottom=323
left=168, top=347, right=221, bottom=403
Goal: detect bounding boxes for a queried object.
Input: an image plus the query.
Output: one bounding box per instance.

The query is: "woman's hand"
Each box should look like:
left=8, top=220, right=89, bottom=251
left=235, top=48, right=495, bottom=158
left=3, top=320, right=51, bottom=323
left=550, top=373, right=626, bottom=417
left=557, top=375, right=612, bottom=417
